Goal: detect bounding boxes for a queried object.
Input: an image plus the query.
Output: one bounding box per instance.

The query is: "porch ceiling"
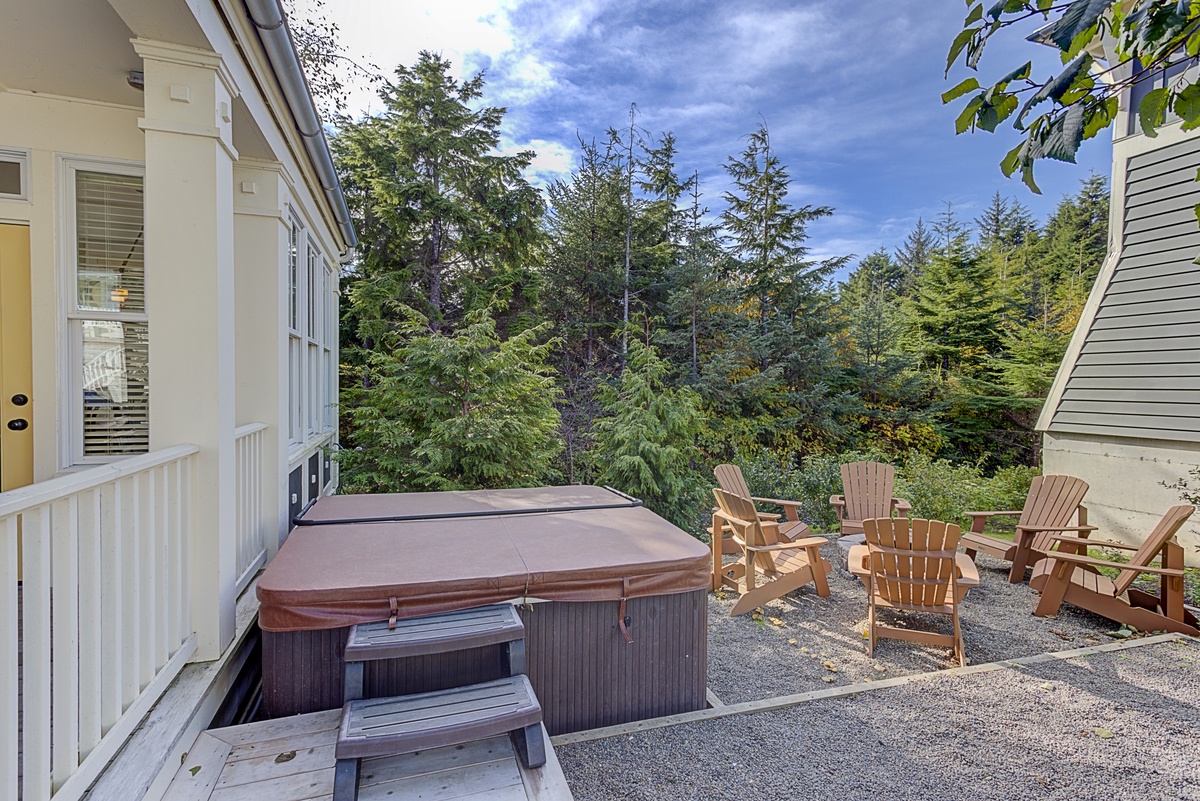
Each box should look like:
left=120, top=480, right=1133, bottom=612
left=0, top=0, right=147, bottom=105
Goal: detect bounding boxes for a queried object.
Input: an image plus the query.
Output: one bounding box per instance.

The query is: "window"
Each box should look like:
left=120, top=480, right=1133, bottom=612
left=285, top=214, right=337, bottom=451
left=0, top=148, right=28, bottom=200
left=1127, top=56, right=1196, bottom=135
left=68, top=167, right=149, bottom=462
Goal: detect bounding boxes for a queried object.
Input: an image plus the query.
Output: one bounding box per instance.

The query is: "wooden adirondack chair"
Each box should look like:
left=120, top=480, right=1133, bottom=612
left=712, top=488, right=831, bottom=617
left=829, top=461, right=911, bottom=537
left=710, top=465, right=812, bottom=571
left=863, top=517, right=967, bottom=667
left=961, top=474, right=1092, bottom=584
left=1030, top=504, right=1198, bottom=636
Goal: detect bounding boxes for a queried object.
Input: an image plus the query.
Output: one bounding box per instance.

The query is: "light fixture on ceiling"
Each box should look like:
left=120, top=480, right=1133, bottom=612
left=127, top=70, right=144, bottom=91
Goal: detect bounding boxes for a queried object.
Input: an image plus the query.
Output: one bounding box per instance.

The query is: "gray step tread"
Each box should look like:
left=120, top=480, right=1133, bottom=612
left=345, top=604, right=524, bottom=662
left=336, top=676, right=542, bottom=760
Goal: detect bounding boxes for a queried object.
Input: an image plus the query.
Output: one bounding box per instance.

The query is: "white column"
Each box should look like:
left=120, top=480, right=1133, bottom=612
left=136, top=40, right=239, bottom=660
left=234, top=161, right=289, bottom=559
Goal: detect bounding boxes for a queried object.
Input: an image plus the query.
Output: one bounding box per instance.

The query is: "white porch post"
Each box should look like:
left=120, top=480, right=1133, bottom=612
left=233, top=162, right=289, bottom=559
left=136, top=40, right=239, bottom=660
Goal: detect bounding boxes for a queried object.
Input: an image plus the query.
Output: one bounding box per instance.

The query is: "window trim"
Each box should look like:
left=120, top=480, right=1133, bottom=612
left=57, top=155, right=148, bottom=468
left=0, top=147, right=31, bottom=202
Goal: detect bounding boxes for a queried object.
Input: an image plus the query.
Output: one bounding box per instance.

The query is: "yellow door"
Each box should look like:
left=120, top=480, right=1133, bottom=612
left=0, top=224, right=32, bottom=579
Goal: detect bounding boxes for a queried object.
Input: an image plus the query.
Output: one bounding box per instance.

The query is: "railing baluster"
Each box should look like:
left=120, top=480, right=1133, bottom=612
left=1, top=516, right=18, bottom=801
left=21, top=507, right=51, bottom=801
left=120, top=475, right=140, bottom=707
left=156, top=465, right=169, bottom=667
left=78, top=489, right=102, bottom=757
left=51, top=497, right=81, bottom=791
left=100, top=480, right=122, bottom=733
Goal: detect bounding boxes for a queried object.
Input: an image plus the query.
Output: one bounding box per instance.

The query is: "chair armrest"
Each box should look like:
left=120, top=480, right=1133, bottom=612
left=713, top=511, right=754, bottom=529
left=1045, top=534, right=1140, bottom=551
left=955, top=555, right=980, bottom=585
left=829, top=495, right=845, bottom=507
left=755, top=512, right=783, bottom=521
left=967, top=510, right=1022, bottom=519
left=1016, top=524, right=1097, bottom=533
left=752, top=496, right=800, bottom=508
left=745, top=537, right=828, bottom=553
left=892, top=498, right=912, bottom=512
left=1043, top=551, right=1186, bottom=577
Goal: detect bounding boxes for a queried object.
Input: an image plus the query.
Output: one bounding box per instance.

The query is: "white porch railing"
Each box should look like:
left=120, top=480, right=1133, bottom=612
left=0, top=445, right=199, bottom=801
left=234, top=423, right=268, bottom=594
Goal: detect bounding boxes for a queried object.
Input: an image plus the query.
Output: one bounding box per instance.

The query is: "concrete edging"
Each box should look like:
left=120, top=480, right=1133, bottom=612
left=551, top=633, right=1195, bottom=747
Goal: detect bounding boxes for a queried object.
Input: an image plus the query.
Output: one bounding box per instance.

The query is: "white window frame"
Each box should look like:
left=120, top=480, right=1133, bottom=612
left=0, top=147, right=30, bottom=201
left=288, top=214, right=304, bottom=450
left=57, top=155, right=148, bottom=468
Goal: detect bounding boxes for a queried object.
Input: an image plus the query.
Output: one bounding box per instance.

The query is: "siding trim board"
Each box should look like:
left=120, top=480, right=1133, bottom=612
left=1047, top=134, right=1200, bottom=441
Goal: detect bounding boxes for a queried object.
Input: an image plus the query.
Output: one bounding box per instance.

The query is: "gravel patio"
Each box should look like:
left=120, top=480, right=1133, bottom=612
left=555, top=541, right=1200, bottom=800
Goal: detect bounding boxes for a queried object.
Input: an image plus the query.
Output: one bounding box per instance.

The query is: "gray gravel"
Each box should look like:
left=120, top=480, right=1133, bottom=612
left=707, top=540, right=1123, bottom=704
left=557, top=639, right=1200, bottom=800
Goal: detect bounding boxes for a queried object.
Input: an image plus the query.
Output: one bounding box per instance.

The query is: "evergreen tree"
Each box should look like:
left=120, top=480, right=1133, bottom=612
left=337, top=303, right=562, bottom=493
left=334, top=52, right=542, bottom=336
left=590, top=339, right=702, bottom=528
left=894, top=218, right=936, bottom=293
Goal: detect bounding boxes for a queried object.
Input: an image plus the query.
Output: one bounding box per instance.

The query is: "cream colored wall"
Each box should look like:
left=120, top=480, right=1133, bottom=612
left=0, top=92, right=143, bottom=482
left=1043, top=432, right=1200, bottom=565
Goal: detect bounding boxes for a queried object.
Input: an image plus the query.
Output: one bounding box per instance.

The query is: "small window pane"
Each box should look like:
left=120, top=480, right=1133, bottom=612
left=82, top=320, right=149, bottom=455
left=76, top=171, right=144, bottom=313
left=0, top=160, right=20, bottom=196
left=289, top=222, right=300, bottom=331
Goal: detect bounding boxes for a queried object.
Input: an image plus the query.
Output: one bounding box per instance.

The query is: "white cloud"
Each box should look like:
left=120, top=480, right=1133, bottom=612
left=497, top=136, right=575, bottom=188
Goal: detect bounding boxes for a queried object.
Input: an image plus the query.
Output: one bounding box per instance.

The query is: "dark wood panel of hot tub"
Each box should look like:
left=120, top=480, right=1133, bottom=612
left=261, top=590, right=708, bottom=734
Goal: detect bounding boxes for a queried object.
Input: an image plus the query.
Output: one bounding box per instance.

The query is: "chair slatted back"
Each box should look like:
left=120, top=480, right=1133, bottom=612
left=713, top=488, right=779, bottom=574
left=864, top=517, right=961, bottom=609
left=1113, top=505, right=1194, bottom=596
left=714, top=464, right=754, bottom=501
left=841, top=461, right=896, bottom=523
left=1020, top=475, right=1090, bottom=554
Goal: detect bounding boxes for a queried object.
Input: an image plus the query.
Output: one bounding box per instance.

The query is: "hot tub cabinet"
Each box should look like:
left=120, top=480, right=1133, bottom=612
left=256, top=487, right=710, bottom=735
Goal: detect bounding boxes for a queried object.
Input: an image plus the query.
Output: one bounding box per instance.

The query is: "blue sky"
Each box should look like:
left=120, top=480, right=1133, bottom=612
left=329, top=0, right=1113, bottom=271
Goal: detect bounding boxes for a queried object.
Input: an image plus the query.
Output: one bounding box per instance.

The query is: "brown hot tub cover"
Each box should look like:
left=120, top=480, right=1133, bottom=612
left=257, top=486, right=710, bottom=632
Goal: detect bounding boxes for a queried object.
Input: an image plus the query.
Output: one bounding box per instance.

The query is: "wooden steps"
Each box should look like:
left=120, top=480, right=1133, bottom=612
left=335, top=604, right=545, bottom=801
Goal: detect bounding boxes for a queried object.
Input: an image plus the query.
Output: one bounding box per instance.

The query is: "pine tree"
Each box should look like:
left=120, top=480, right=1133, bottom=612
left=894, top=218, right=936, bottom=293
left=337, top=303, right=562, bottom=492
left=590, top=339, right=702, bottom=528
left=333, top=52, right=542, bottom=335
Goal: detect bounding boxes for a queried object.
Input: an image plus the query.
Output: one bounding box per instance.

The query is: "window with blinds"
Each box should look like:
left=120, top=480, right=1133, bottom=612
left=72, top=169, right=149, bottom=459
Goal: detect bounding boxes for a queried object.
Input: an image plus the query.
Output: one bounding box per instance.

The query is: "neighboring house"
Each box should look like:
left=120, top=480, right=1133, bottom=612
left=0, top=1, right=354, bottom=799
left=1038, top=55, right=1200, bottom=563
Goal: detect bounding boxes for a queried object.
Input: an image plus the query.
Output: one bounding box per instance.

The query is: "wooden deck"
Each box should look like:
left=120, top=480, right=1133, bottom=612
left=160, top=709, right=574, bottom=801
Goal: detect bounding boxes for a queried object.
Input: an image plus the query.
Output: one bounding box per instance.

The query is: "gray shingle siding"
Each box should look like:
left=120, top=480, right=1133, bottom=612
left=1049, top=136, right=1200, bottom=442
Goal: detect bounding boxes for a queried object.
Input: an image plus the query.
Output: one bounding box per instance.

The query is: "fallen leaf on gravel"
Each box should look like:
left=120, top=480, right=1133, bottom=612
left=1106, top=629, right=1131, bottom=639
left=751, top=609, right=764, bottom=622
left=1039, top=682, right=1054, bottom=691
left=714, top=589, right=727, bottom=600
left=1050, top=629, right=1072, bottom=641
left=768, top=616, right=785, bottom=627
left=823, top=661, right=838, bottom=672
left=1094, top=728, right=1114, bottom=739
left=821, top=676, right=835, bottom=683
left=873, top=664, right=886, bottom=673
left=800, top=646, right=809, bottom=652
left=788, top=638, right=798, bottom=646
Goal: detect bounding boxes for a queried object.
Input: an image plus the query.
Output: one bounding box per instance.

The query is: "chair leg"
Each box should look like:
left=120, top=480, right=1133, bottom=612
left=1033, top=561, right=1072, bottom=618
left=952, top=608, right=965, bottom=667
left=806, top=546, right=830, bottom=597
left=333, top=758, right=359, bottom=801
left=867, top=598, right=876, bottom=657
left=512, top=723, right=547, bottom=769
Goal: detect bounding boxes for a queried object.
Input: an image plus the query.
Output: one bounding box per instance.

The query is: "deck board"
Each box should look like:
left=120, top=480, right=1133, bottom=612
left=162, top=710, right=573, bottom=801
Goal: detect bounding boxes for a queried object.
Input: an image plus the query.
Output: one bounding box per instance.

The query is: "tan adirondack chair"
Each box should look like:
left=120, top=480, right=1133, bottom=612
left=829, top=461, right=911, bottom=536
left=710, top=465, right=812, bottom=572
left=1030, top=504, right=1198, bottom=636
left=863, top=517, right=967, bottom=667
left=712, top=488, right=831, bottom=617
left=961, top=474, right=1092, bottom=584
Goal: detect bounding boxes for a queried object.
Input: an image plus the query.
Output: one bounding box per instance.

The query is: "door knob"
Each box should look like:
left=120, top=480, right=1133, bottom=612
left=7, top=419, right=28, bottom=431
left=11, top=394, right=28, bottom=406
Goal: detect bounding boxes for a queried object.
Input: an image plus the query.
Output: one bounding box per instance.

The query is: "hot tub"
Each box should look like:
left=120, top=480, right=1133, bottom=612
left=256, top=486, right=710, bottom=734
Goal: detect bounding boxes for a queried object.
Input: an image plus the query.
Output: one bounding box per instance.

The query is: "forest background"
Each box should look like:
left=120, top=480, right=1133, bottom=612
left=294, top=10, right=1110, bottom=535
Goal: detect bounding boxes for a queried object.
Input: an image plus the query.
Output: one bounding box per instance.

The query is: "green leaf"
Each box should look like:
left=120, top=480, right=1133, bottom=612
left=947, top=28, right=977, bottom=75
left=965, top=4, right=984, bottom=26
left=956, top=95, right=986, bottom=134
left=979, top=94, right=1019, bottom=132
left=1177, top=84, right=1200, bottom=131
left=996, top=61, right=1032, bottom=87
left=1032, top=104, right=1088, bottom=163
left=1016, top=53, right=1093, bottom=128
left=1041, top=0, right=1110, bottom=52
left=1139, top=87, right=1170, bottom=137
left=1083, top=97, right=1118, bottom=140
left=999, top=140, right=1025, bottom=177
left=942, top=77, right=981, bottom=103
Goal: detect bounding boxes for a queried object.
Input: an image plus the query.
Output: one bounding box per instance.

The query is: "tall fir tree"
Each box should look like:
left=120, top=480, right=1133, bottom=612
left=894, top=217, right=936, bottom=293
